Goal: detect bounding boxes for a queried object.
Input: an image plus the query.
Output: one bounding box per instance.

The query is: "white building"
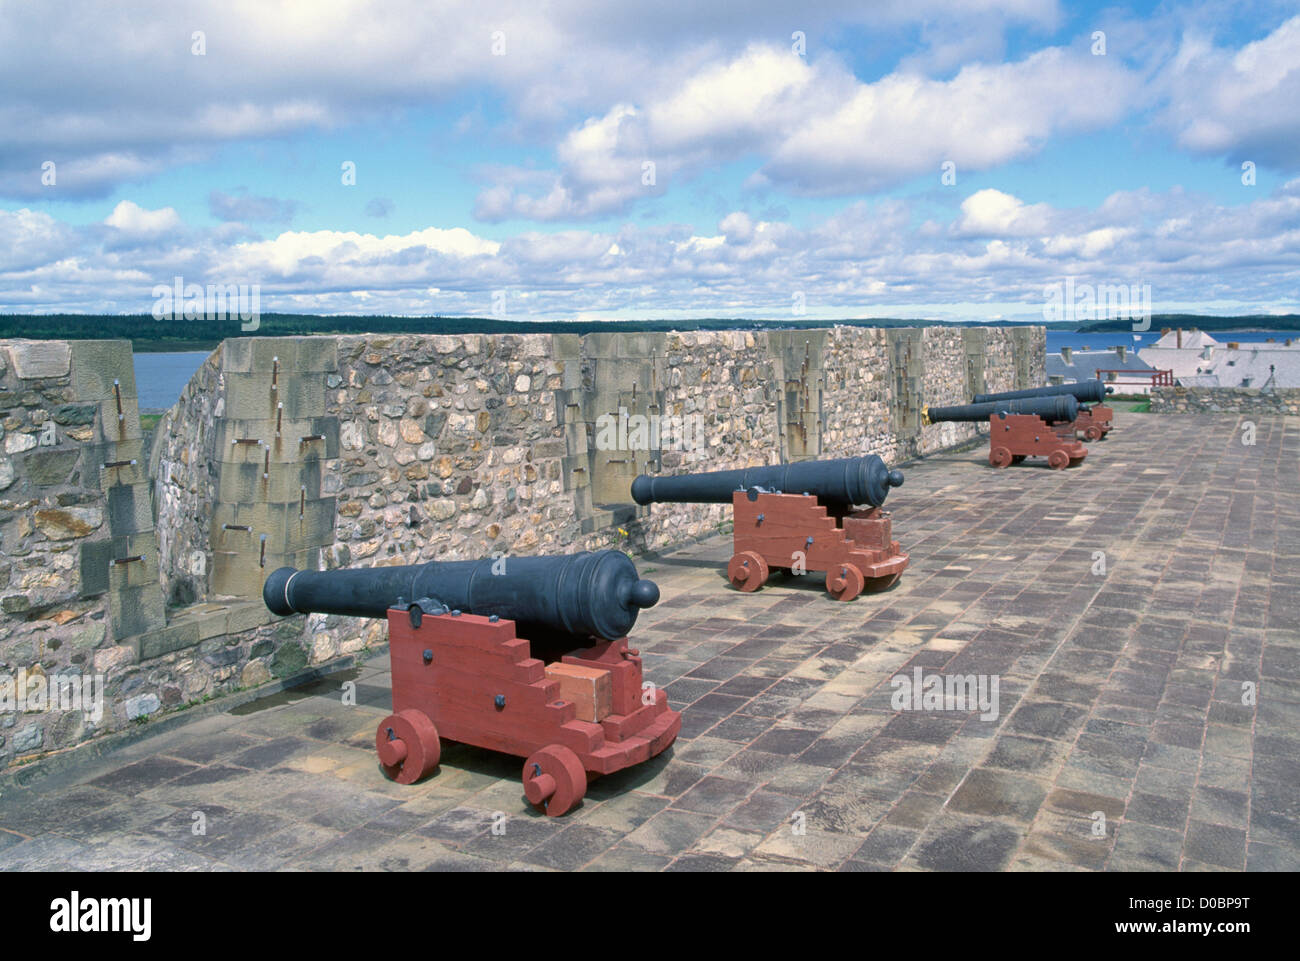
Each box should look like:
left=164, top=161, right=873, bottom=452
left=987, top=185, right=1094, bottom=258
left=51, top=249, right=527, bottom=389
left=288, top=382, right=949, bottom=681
left=1137, top=329, right=1300, bottom=389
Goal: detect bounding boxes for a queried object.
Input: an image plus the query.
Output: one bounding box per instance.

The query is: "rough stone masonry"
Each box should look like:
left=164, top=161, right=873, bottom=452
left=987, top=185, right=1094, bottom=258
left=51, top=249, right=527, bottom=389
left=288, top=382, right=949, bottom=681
left=1, top=325, right=1043, bottom=772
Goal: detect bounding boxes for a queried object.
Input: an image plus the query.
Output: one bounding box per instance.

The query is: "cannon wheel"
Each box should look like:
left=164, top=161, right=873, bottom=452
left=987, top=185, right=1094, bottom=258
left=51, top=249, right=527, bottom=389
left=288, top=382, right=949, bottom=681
left=523, top=745, right=587, bottom=817
left=376, top=709, right=441, bottom=785
left=1047, top=449, right=1070, bottom=470
left=728, top=551, right=769, bottom=592
left=1083, top=425, right=1102, bottom=441
left=826, top=562, right=865, bottom=601
left=989, top=446, right=1013, bottom=468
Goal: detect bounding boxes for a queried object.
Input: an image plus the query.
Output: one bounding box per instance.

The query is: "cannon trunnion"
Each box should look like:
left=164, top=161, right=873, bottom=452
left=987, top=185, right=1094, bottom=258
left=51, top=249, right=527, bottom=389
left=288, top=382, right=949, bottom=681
left=633, top=455, right=909, bottom=601
left=264, top=550, right=680, bottom=816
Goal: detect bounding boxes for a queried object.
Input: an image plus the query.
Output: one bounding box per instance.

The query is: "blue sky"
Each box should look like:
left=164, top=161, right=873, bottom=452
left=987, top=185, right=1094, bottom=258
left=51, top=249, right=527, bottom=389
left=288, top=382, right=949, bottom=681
left=2, top=0, right=1298, bottom=321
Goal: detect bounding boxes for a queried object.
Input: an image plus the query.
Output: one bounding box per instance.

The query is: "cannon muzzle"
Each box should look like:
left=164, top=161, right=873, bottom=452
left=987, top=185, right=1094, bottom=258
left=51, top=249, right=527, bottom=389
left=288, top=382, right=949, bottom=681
left=923, top=395, right=1080, bottom=425
left=972, top=380, right=1111, bottom=406
left=264, top=550, right=659, bottom=641
left=631, top=455, right=904, bottom=510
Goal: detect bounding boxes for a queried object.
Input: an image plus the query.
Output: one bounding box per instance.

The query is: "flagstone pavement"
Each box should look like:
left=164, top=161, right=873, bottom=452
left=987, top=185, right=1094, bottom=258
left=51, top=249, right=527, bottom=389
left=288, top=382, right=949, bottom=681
left=2, top=410, right=1297, bottom=871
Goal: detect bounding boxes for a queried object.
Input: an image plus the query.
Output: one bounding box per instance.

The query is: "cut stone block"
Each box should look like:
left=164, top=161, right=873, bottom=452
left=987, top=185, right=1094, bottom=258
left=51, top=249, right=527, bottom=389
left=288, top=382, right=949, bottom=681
left=79, top=539, right=114, bottom=597
left=136, top=621, right=201, bottom=660
left=215, top=415, right=339, bottom=463
left=106, top=532, right=163, bottom=591
left=95, top=395, right=142, bottom=442
left=5, top=341, right=71, bottom=379
left=110, top=583, right=167, bottom=641
left=216, top=458, right=324, bottom=503
left=24, top=448, right=81, bottom=486
left=70, top=340, right=138, bottom=400
left=105, top=481, right=155, bottom=535
left=223, top=372, right=325, bottom=421
left=212, top=547, right=319, bottom=600
left=211, top=498, right=336, bottom=554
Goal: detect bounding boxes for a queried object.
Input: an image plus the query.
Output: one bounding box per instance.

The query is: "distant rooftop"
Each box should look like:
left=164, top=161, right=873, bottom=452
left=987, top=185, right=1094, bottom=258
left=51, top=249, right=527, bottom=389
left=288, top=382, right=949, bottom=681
left=1137, top=330, right=1300, bottom=388
left=1047, top=346, right=1155, bottom=384
left=1149, top=328, right=1219, bottom=349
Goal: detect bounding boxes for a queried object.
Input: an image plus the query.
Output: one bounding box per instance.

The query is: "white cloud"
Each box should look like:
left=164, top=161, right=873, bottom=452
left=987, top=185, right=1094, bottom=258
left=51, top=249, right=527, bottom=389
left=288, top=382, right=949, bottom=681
left=0, top=0, right=1063, bottom=199
left=220, top=227, right=501, bottom=278
left=481, top=42, right=1139, bottom=219
left=103, top=201, right=183, bottom=234
left=955, top=189, right=1054, bottom=237
left=5, top=182, right=1297, bottom=318
left=1159, top=15, right=1300, bottom=168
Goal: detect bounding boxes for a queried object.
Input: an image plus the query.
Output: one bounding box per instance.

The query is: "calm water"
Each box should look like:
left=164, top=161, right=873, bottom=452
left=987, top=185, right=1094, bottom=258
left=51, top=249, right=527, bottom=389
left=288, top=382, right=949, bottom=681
left=134, top=351, right=211, bottom=411
left=132, top=329, right=1298, bottom=410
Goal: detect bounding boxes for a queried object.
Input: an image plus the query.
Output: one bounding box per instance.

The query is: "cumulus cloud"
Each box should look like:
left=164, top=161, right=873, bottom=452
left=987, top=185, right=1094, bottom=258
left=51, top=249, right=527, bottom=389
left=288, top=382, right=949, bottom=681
left=4, top=181, right=1296, bottom=318
left=1159, top=15, right=1300, bottom=169
left=955, top=189, right=1054, bottom=237
left=103, top=201, right=183, bottom=235
left=478, top=42, right=1139, bottom=219
left=0, top=0, right=1063, bottom=200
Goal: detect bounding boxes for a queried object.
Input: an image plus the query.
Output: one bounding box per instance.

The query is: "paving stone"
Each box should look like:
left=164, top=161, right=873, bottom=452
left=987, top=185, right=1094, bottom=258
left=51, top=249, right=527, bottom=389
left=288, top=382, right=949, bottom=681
left=624, top=809, right=717, bottom=856
left=580, top=843, right=673, bottom=872
left=218, top=821, right=342, bottom=870
left=850, top=825, right=918, bottom=866
left=86, top=756, right=202, bottom=794
left=1184, top=819, right=1247, bottom=870
left=7, top=409, right=1297, bottom=872
left=1124, top=791, right=1190, bottom=831
left=722, top=789, right=803, bottom=834
left=752, top=827, right=862, bottom=868
left=947, top=768, right=1048, bottom=823
left=910, top=816, right=1024, bottom=871
left=671, top=776, right=755, bottom=815
left=415, top=806, right=497, bottom=844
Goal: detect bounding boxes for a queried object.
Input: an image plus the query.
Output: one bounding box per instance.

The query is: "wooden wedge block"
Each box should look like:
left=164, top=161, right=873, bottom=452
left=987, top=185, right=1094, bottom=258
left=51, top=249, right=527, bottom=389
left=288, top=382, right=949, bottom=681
left=545, top=662, right=614, bottom=722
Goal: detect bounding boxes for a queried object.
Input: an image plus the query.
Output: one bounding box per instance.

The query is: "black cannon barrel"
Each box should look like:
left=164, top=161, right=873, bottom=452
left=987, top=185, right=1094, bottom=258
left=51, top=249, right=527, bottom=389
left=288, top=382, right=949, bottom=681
left=263, top=550, right=659, bottom=641
left=972, top=380, right=1111, bottom=405
left=630, top=455, right=904, bottom=509
left=924, top=394, right=1080, bottom=425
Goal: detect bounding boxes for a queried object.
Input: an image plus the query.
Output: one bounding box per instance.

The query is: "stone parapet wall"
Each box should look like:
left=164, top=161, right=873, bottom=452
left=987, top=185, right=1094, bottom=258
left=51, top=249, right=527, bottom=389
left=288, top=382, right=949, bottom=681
left=1151, top=386, right=1300, bottom=415
left=1, top=325, right=1043, bottom=769
left=0, top=339, right=168, bottom=762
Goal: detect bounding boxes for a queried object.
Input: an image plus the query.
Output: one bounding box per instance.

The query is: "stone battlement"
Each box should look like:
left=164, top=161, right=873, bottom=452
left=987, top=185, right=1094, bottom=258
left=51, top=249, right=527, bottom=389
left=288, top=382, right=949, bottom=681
left=1, top=325, right=1042, bottom=767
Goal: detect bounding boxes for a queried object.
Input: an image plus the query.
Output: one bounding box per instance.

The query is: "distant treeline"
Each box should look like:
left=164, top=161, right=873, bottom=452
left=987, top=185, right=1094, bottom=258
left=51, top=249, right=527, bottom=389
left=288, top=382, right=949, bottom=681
left=3, top=311, right=1293, bottom=351
left=1078, top=314, right=1300, bottom=333
left=0, top=313, right=1067, bottom=351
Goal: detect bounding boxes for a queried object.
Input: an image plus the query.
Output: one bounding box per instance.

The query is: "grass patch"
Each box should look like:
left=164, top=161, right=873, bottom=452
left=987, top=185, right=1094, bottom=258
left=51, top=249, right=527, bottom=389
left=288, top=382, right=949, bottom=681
left=1109, top=398, right=1150, bottom=413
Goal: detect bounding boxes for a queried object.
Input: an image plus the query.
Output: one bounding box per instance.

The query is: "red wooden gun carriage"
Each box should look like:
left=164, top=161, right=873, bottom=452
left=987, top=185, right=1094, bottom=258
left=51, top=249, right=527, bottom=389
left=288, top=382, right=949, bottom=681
left=924, top=395, right=1088, bottom=470
left=265, top=551, right=678, bottom=816
left=632, top=455, right=908, bottom=601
